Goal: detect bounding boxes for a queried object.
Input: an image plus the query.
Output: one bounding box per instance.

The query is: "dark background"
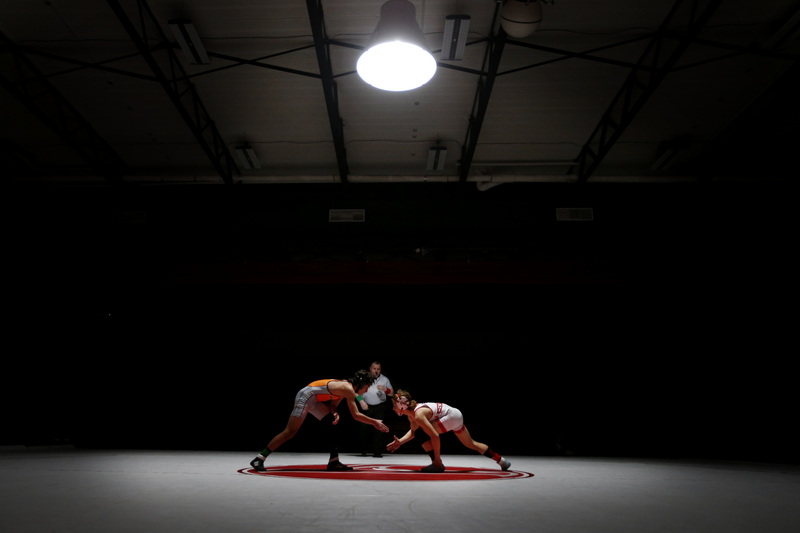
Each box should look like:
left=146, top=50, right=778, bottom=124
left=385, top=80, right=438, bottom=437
left=6, top=180, right=795, bottom=464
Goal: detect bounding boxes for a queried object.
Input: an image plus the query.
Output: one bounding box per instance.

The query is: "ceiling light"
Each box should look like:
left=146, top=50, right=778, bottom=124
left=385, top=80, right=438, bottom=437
left=427, top=146, right=447, bottom=171
left=441, top=15, right=470, bottom=61
left=168, top=19, right=210, bottom=65
left=357, top=0, right=437, bottom=91
left=500, top=0, right=543, bottom=39
left=235, top=145, right=260, bottom=170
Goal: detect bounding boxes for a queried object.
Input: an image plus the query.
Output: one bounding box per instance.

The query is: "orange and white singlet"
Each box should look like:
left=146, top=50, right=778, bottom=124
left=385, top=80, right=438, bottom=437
left=306, top=379, right=343, bottom=402
left=292, top=379, right=345, bottom=420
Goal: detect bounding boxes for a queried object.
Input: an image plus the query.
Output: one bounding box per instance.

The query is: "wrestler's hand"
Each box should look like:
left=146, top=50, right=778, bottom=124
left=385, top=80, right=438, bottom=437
left=387, top=435, right=402, bottom=452
left=374, top=419, right=389, bottom=433
left=331, top=412, right=340, bottom=425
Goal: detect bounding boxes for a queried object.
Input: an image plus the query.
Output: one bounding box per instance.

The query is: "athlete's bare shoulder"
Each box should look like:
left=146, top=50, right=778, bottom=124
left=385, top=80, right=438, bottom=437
left=327, top=380, right=354, bottom=397
left=414, top=404, right=433, bottom=420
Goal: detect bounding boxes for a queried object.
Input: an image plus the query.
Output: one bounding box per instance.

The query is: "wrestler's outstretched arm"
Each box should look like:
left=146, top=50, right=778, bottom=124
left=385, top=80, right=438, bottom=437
left=345, top=396, right=389, bottom=432
left=387, top=419, right=419, bottom=452
left=328, top=381, right=389, bottom=432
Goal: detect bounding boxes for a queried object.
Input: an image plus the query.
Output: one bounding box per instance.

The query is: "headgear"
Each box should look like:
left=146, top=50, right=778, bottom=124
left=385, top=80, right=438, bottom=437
left=394, top=396, right=410, bottom=410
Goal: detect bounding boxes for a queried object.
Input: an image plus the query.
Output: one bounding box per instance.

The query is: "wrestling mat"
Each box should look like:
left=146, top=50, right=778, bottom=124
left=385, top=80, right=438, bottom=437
left=239, top=463, right=533, bottom=481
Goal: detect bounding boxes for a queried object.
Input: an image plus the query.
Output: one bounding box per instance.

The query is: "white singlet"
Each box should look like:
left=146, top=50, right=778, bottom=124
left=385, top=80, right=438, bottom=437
left=414, top=402, right=465, bottom=433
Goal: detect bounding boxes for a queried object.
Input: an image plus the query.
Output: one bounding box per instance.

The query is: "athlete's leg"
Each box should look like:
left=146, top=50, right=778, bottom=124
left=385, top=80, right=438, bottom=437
left=419, top=428, right=445, bottom=473
left=250, top=415, right=304, bottom=471
left=455, top=426, right=511, bottom=471
left=453, top=426, right=488, bottom=454
left=323, top=413, right=354, bottom=471
left=267, top=415, right=304, bottom=451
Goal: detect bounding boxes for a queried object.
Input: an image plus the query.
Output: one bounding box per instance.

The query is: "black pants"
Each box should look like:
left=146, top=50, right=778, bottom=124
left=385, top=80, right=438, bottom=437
left=359, top=403, right=387, bottom=455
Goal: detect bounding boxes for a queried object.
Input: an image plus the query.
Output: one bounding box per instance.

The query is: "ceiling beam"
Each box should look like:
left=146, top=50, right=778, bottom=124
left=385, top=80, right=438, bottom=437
left=576, top=0, right=725, bottom=182
left=306, top=0, right=349, bottom=184
left=668, top=34, right=800, bottom=72
left=194, top=48, right=322, bottom=80
left=0, top=30, right=126, bottom=180
left=13, top=46, right=158, bottom=82
left=503, top=34, right=656, bottom=74
left=459, top=16, right=507, bottom=184
left=106, top=0, right=238, bottom=185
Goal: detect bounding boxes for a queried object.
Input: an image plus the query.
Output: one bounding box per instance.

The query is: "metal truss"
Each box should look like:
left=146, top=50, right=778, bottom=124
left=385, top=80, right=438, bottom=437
left=0, top=30, right=126, bottom=179
left=575, top=0, right=725, bottom=182
left=502, top=34, right=657, bottom=76
left=306, top=0, right=349, bottom=183
left=456, top=1, right=508, bottom=184
left=459, top=27, right=507, bottom=183
left=106, top=0, right=238, bottom=185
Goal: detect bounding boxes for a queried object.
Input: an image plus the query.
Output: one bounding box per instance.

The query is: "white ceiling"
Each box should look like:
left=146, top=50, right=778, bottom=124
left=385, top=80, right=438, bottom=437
left=2, top=0, right=799, bottom=186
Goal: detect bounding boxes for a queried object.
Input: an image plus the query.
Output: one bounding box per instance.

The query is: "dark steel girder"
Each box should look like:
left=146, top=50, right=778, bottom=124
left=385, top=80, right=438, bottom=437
left=459, top=24, right=507, bottom=183
left=0, top=30, right=126, bottom=179
left=106, top=0, right=237, bottom=185
left=306, top=0, right=349, bottom=183
left=502, top=34, right=656, bottom=74
left=191, top=47, right=322, bottom=80
left=576, top=0, right=725, bottom=182
left=13, top=46, right=158, bottom=82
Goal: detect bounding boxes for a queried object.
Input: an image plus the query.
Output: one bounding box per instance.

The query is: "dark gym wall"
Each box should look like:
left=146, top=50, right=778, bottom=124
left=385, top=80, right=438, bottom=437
left=8, top=180, right=795, bottom=463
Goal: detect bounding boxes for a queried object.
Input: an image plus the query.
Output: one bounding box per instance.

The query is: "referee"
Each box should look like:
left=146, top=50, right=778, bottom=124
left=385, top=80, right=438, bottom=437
left=359, top=361, right=393, bottom=457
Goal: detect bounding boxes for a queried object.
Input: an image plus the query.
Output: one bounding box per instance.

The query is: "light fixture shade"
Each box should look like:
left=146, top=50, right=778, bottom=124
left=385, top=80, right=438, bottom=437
left=357, top=0, right=437, bottom=91
left=500, top=0, right=543, bottom=39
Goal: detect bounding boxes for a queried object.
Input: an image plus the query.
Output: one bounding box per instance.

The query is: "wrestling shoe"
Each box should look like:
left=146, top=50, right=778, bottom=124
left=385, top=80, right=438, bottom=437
left=499, top=458, right=511, bottom=471
left=420, top=464, right=445, bottom=473
left=326, top=461, right=354, bottom=471
left=249, top=457, right=266, bottom=472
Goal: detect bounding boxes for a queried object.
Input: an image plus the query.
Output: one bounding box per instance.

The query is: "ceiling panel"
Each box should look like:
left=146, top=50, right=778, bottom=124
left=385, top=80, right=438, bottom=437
left=1, top=0, right=798, bottom=186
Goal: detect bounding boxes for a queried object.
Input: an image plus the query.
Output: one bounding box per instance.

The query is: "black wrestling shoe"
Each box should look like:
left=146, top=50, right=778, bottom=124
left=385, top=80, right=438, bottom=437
left=326, top=461, right=354, bottom=471
left=250, top=457, right=266, bottom=472
left=420, top=464, right=445, bottom=473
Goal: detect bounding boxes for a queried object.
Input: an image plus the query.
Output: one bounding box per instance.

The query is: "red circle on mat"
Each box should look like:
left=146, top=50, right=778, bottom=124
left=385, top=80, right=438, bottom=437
left=238, top=463, right=533, bottom=481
